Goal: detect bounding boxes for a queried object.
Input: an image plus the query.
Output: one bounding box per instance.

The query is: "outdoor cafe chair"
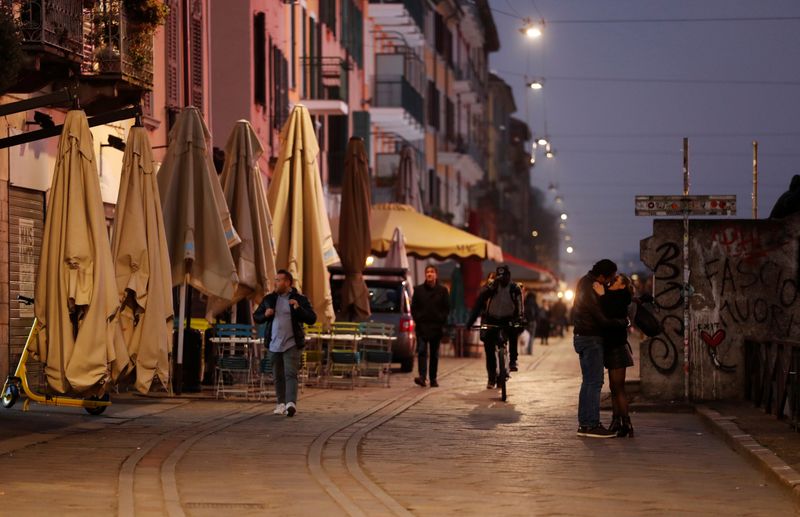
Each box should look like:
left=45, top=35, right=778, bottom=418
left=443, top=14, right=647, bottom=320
left=358, top=322, right=395, bottom=387
left=212, top=323, right=257, bottom=399
left=325, top=322, right=362, bottom=389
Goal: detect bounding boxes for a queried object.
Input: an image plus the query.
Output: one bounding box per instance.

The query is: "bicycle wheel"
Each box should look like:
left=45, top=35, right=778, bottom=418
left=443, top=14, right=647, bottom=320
left=497, top=347, right=507, bottom=402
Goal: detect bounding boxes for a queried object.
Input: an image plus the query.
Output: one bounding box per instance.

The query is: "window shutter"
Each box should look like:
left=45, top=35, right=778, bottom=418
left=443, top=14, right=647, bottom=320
left=254, top=13, right=267, bottom=106
left=190, top=0, right=204, bottom=111
left=165, top=0, right=180, bottom=107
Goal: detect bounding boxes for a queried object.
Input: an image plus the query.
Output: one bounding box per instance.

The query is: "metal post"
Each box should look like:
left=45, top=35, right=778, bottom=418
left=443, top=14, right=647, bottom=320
left=752, top=141, right=759, bottom=219
left=682, top=138, right=690, bottom=401
left=174, top=279, right=188, bottom=395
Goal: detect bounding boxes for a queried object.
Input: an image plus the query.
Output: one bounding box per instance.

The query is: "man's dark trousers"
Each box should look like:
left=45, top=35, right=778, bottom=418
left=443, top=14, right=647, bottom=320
left=417, top=334, right=441, bottom=383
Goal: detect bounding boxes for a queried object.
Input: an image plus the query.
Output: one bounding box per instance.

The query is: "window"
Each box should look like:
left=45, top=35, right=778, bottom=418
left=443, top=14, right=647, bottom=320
left=271, top=45, right=289, bottom=131
left=320, top=0, right=336, bottom=35
left=341, top=0, right=363, bottom=68
left=427, top=81, right=439, bottom=130
left=327, top=115, right=349, bottom=187
left=254, top=13, right=266, bottom=106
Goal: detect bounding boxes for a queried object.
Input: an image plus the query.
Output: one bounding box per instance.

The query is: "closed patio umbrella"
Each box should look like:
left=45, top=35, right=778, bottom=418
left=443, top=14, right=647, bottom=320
left=268, top=105, right=339, bottom=327
left=337, top=137, right=371, bottom=321
left=32, top=110, right=129, bottom=395
left=111, top=125, right=173, bottom=394
left=207, top=120, right=276, bottom=319
left=396, top=145, right=422, bottom=212
left=385, top=226, right=414, bottom=298
left=157, top=107, right=239, bottom=386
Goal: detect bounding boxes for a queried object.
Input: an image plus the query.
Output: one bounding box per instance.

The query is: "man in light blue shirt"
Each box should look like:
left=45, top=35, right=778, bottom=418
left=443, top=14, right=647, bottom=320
left=253, top=270, right=317, bottom=416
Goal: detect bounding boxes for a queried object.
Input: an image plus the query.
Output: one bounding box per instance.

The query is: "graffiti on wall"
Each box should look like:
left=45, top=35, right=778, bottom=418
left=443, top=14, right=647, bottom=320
left=696, top=321, right=735, bottom=373
left=647, top=241, right=683, bottom=375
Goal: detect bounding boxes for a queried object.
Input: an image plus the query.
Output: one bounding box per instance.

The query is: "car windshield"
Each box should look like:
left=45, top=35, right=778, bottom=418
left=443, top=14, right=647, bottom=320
left=331, top=279, right=404, bottom=314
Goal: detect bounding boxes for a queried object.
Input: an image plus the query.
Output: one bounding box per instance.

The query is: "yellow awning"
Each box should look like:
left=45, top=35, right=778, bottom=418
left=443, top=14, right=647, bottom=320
left=340, top=203, right=503, bottom=262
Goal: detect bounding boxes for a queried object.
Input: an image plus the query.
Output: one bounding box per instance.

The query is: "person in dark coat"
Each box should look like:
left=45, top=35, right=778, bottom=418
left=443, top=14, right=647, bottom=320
left=600, top=273, right=635, bottom=437
left=410, top=265, right=450, bottom=387
left=769, top=174, right=800, bottom=219
left=523, top=291, right=539, bottom=354
left=253, top=269, right=317, bottom=417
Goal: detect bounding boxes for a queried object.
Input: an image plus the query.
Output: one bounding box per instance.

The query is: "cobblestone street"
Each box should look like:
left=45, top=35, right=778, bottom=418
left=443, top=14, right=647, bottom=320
left=0, top=335, right=797, bottom=516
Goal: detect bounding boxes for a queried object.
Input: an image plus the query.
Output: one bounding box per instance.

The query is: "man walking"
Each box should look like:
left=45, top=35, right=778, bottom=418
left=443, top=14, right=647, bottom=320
left=411, top=265, right=450, bottom=387
left=253, top=270, right=317, bottom=417
left=466, top=265, right=524, bottom=387
left=523, top=290, right=539, bottom=355
left=572, top=259, right=627, bottom=438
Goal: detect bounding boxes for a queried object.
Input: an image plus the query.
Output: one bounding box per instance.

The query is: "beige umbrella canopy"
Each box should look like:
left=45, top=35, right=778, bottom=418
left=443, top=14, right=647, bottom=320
left=157, top=107, right=239, bottom=379
left=157, top=107, right=240, bottom=298
left=385, top=226, right=414, bottom=298
left=207, top=120, right=277, bottom=319
left=32, top=110, right=129, bottom=395
left=268, top=105, right=339, bottom=327
left=338, top=137, right=372, bottom=321
left=111, top=125, right=173, bottom=394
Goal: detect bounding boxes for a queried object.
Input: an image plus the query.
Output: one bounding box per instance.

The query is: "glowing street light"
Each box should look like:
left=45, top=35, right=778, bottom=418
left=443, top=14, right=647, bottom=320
left=564, top=289, right=575, bottom=301
left=566, top=246, right=574, bottom=254
left=560, top=213, right=568, bottom=221
left=536, top=137, right=549, bottom=146
left=528, top=80, right=544, bottom=90
left=531, top=230, right=539, bottom=237
left=365, top=255, right=375, bottom=266
left=521, top=19, right=544, bottom=39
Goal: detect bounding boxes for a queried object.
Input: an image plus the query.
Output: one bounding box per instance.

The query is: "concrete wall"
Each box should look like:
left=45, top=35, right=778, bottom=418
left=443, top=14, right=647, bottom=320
left=640, top=216, right=800, bottom=401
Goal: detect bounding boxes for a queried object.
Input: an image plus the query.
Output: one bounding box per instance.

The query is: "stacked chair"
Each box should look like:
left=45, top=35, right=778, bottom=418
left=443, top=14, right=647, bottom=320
left=213, top=323, right=258, bottom=399
left=358, top=322, right=395, bottom=387
left=325, top=322, right=362, bottom=389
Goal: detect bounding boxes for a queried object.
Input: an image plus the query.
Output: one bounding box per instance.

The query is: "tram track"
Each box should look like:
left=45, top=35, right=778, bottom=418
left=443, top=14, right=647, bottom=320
left=308, top=350, right=554, bottom=517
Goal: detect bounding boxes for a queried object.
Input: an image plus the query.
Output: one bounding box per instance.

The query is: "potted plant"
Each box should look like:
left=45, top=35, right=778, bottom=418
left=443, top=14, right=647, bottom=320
left=123, top=0, right=169, bottom=69
left=0, top=2, right=22, bottom=94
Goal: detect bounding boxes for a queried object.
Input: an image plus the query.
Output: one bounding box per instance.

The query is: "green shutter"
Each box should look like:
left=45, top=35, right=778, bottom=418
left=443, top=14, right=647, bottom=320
left=353, top=111, right=370, bottom=158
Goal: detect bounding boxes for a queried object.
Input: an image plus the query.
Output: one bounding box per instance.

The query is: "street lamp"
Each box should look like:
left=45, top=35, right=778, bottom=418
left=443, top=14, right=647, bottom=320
left=566, top=246, right=574, bottom=254
left=531, top=230, right=539, bottom=237
left=520, top=18, right=545, bottom=39
left=536, top=137, right=549, bottom=146
left=528, top=80, right=544, bottom=90
left=560, top=213, right=568, bottom=221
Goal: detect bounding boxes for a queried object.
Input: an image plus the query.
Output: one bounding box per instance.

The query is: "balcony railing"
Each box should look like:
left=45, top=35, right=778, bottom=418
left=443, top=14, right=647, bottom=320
left=369, top=0, right=423, bottom=31
left=11, top=0, right=84, bottom=61
left=373, top=77, right=424, bottom=127
left=301, top=57, right=350, bottom=103
left=81, top=0, right=153, bottom=89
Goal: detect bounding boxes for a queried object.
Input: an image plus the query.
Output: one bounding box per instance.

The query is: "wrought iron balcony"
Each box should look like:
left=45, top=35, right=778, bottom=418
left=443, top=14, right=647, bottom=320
left=12, top=0, right=84, bottom=60
left=81, top=0, right=153, bottom=90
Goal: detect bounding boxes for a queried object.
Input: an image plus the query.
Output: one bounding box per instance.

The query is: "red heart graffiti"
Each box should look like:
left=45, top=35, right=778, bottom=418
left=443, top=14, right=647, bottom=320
left=700, top=329, right=726, bottom=348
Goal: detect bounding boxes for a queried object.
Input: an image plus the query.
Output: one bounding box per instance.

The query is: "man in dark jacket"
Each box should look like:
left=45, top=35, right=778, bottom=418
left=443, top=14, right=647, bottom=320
left=410, top=265, right=450, bottom=387
left=466, top=265, right=525, bottom=387
left=253, top=269, right=317, bottom=417
left=572, top=259, right=627, bottom=438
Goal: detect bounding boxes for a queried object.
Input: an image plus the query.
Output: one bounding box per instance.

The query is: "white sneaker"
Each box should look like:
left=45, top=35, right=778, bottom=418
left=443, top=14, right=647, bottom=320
left=286, top=402, right=296, bottom=417
left=273, top=403, right=286, bottom=415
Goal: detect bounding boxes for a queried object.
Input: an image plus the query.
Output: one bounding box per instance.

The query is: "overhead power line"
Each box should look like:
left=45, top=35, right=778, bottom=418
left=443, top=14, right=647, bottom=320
left=489, top=8, right=800, bottom=24
left=499, top=69, right=800, bottom=86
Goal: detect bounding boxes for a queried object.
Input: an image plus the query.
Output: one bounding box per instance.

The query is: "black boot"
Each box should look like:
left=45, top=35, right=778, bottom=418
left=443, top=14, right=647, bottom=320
left=618, top=415, right=634, bottom=438
left=608, top=414, right=621, bottom=434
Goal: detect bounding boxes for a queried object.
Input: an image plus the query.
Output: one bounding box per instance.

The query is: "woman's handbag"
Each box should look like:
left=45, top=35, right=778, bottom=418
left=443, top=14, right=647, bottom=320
left=633, top=299, right=663, bottom=337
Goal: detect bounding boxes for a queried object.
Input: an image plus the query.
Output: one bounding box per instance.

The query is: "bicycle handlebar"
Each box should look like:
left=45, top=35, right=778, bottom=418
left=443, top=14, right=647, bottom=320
left=470, top=323, right=525, bottom=330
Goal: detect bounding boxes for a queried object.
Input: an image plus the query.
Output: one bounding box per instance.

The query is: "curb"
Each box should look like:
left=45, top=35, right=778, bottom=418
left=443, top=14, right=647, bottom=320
left=695, top=405, right=800, bottom=503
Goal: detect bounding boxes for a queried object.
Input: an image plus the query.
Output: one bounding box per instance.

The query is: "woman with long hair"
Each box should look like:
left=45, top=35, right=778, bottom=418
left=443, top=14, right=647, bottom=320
left=600, top=273, right=635, bottom=437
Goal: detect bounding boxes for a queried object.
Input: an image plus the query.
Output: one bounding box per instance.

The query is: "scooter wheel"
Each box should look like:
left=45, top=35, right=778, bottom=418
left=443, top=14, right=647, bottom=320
left=2, top=383, right=20, bottom=409
left=84, top=393, right=110, bottom=416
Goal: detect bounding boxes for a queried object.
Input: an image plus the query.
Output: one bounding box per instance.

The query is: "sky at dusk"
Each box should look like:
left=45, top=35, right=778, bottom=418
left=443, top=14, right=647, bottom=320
left=488, top=0, right=800, bottom=283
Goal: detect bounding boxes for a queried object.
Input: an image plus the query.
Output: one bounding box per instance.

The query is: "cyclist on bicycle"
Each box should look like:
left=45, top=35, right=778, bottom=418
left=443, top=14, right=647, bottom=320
left=466, top=265, right=525, bottom=388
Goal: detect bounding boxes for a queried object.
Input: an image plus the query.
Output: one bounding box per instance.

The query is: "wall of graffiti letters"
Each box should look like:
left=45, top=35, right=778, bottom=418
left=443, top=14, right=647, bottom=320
left=640, top=216, right=799, bottom=400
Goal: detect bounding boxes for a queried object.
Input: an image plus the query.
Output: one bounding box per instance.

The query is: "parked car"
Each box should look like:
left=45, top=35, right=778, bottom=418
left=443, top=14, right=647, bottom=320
left=329, top=266, right=417, bottom=372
